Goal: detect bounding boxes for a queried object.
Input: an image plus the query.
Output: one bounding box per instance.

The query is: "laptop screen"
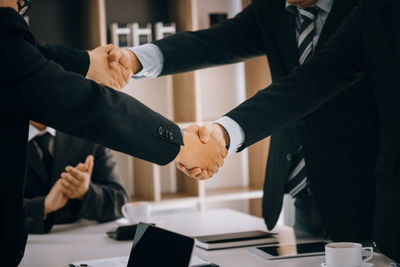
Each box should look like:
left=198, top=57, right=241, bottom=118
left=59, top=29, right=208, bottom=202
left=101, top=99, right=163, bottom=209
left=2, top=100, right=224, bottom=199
left=127, top=223, right=194, bottom=267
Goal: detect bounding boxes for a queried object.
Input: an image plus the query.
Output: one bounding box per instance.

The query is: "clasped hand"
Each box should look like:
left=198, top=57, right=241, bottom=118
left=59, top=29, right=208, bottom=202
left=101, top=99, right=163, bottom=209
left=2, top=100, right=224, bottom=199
left=175, top=124, right=229, bottom=180
left=86, top=44, right=142, bottom=90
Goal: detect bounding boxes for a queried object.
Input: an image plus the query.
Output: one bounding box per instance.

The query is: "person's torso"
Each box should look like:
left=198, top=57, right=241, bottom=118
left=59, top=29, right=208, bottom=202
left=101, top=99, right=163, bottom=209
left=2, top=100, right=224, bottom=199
left=256, top=0, right=379, bottom=241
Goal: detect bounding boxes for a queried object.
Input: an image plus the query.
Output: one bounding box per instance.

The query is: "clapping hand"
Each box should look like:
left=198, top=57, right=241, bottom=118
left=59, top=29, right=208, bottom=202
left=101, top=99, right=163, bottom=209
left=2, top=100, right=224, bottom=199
left=86, top=44, right=132, bottom=90
left=60, top=155, right=94, bottom=200
left=43, top=155, right=94, bottom=217
left=175, top=124, right=228, bottom=180
left=44, top=179, right=68, bottom=217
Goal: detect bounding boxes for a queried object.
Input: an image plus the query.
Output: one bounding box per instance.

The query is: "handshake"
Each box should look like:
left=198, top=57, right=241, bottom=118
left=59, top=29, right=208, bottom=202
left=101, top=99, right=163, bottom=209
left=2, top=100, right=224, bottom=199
left=175, top=124, right=230, bottom=180
left=86, top=44, right=142, bottom=90
left=85, top=44, right=230, bottom=180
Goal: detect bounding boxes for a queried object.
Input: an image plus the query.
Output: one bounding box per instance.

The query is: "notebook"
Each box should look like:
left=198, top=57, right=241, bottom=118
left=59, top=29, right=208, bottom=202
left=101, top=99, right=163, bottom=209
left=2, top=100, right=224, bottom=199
left=195, top=230, right=278, bottom=250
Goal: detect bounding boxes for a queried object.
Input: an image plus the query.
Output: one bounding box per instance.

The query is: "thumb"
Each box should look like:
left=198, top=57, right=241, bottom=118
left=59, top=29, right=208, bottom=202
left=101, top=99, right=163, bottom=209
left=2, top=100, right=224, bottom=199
left=85, top=155, right=94, bottom=174
left=108, top=49, right=121, bottom=66
left=199, top=124, right=212, bottom=144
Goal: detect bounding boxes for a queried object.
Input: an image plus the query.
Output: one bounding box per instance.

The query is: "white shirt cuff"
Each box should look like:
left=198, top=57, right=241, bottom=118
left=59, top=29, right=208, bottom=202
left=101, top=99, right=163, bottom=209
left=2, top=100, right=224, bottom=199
left=216, top=116, right=245, bottom=156
left=129, top=43, right=164, bottom=79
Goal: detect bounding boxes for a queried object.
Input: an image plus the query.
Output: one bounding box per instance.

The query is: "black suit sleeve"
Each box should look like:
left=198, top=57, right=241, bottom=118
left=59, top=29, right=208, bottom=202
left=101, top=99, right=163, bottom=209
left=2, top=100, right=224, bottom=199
left=154, top=4, right=265, bottom=75
left=23, top=197, right=54, bottom=234
left=1, top=9, right=182, bottom=165
left=79, top=147, right=128, bottom=222
left=225, top=5, right=365, bottom=150
left=37, top=44, right=90, bottom=77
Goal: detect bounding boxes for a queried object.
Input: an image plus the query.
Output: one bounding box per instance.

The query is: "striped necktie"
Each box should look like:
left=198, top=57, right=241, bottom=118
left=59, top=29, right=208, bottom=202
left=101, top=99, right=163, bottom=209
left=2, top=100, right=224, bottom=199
left=298, top=7, right=319, bottom=64
left=285, top=7, right=319, bottom=197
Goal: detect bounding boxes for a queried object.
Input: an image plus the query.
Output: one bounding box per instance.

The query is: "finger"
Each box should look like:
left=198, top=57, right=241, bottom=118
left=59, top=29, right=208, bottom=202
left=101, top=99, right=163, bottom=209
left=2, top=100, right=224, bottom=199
left=197, top=173, right=210, bottom=180
left=187, top=167, right=202, bottom=177
left=76, top=163, right=85, bottom=172
left=116, top=70, right=126, bottom=89
left=61, top=172, right=80, bottom=187
left=175, top=162, right=186, bottom=172
left=222, top=148, right=228, bottom=158
left=182, top=168, right=194, bottom=177
left=121, top=67, right=131, bottom=84
left=110, top=67, right=125, bottom=89
left=85, top=155, right=94, bottom=174
left=65, top=166, right=85, bottom=181
left=103, top=43, right=115, bottom=54
left=217, top=157, right=224, bottom=168
left=60, top=179, right=76, bottom=193
left=59, top=184, right=73, bottom=198
left=195, top=170, right=209, bottom=180
left=110, top=80, right=120, bottom=90
left=108, top=49, right=122, bottom=66
left=199, top=124, right=213, bottom=143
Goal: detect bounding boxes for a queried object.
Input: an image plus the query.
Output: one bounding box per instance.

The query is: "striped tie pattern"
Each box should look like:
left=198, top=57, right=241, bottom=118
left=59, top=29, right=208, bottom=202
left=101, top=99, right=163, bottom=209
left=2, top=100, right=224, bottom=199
left=285, top=7, right=318, bottom=197
left=297, top=7, right=319, bottom=64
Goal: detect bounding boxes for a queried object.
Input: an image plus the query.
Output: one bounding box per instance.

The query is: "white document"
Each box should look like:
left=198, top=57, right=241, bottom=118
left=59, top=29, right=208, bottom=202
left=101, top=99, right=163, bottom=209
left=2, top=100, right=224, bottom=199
left=71, top=254, right=211, bottom=267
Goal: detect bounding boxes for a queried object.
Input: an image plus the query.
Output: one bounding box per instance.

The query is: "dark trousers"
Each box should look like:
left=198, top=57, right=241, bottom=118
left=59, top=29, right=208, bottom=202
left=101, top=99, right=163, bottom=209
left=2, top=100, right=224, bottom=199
left=293, top=188, right=329, bottom=239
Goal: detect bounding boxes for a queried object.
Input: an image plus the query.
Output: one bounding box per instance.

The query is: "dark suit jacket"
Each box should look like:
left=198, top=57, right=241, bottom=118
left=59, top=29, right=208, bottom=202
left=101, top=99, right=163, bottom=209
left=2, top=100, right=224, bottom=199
left=222, top=0, right=400, bottom=261
left=24, top=131, right=129, bottom=234
left=0, top=9, right=182, bottom=266
left=154, top=0, right=379, bottom=243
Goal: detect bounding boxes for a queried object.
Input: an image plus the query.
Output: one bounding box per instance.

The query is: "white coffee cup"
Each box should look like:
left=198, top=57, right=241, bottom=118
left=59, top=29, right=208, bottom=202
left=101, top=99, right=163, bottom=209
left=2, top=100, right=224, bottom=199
left=121, top=202, right=151, bottom=224
left=322, top=242, right=373, bottom=267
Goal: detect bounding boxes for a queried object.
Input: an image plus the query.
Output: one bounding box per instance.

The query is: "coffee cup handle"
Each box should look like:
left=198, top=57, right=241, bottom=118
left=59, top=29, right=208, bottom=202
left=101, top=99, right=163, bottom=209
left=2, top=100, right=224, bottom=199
left=121, top=204, right=128, bottom=218
left=362, top=247, right=373, bottom=263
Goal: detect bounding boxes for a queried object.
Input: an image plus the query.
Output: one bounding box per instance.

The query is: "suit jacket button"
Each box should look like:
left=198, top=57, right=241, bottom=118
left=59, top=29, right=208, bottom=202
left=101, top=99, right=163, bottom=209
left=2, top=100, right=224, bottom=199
left=297, top=120, right=306, bottom=127
left=169, top=132, right=174, bottom=140
left=286, top=153, right=293, bottom=161
left=158, top=126, right=164, bottom=136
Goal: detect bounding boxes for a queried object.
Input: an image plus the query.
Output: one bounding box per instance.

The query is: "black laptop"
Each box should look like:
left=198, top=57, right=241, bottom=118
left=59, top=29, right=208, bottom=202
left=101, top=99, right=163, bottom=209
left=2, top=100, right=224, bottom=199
left=71, top=223, right=218, bottom=267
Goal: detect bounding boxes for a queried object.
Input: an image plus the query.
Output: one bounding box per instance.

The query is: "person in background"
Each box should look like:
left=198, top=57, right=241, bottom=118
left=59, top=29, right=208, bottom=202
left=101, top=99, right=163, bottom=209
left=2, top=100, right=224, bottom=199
left=24, top=121, right=129, bottom=234
left=107, top=0, right=378, bottom=243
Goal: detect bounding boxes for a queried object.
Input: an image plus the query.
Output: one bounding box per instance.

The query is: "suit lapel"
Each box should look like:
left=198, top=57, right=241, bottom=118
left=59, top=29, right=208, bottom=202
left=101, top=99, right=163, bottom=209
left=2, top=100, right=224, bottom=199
left=273, top=0, right=299, bottom=71
left=28, top=141, right=50, bottom=185
left=315, top=0, right=358, bottom=51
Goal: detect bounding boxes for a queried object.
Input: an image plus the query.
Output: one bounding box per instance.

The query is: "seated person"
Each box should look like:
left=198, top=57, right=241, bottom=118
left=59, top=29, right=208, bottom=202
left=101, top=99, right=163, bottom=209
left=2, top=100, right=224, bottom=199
left=24, top=121, right=128, bottom=233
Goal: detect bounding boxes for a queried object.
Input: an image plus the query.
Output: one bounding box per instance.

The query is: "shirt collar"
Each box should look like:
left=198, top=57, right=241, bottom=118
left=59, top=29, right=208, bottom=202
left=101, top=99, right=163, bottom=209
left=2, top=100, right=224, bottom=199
left=286, top=0, right=334, bottom=14
left=28, top=124, right=56, bottom=142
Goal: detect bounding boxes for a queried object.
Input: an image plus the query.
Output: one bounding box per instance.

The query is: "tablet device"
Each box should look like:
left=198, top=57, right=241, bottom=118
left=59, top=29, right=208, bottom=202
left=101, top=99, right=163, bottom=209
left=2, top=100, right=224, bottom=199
left=249, top=241, right=328, bottom=260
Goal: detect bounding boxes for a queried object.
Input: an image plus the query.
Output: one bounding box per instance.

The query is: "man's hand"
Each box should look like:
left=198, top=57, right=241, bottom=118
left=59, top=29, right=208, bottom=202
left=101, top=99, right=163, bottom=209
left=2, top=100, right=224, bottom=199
left=0, top=0, right=18, bottom=10
left=108, top=47, right=143, bottom=75
left=86, top=44, right=131, bottom=90
left=60, top=155, right=94, bottom=200
left=175, top=125, right=228, bottom=179
left=176, top=123, right=230, bottom=180
left=44, top=179, right=68, bottom=216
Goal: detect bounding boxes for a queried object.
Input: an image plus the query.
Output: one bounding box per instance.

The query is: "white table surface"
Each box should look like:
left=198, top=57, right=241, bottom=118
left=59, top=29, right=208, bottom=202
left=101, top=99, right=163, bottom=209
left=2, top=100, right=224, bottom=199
left=19, top=209, right=393, bottom=267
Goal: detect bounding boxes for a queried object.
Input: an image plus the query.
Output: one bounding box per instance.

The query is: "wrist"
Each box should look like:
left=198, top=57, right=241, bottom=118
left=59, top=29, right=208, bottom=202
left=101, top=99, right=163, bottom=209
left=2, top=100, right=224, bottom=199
left=215, top=123, right=230, bottom=146
left=127, top=50, right=143, bottom=74
left=44, top=196, right=52, bottom=216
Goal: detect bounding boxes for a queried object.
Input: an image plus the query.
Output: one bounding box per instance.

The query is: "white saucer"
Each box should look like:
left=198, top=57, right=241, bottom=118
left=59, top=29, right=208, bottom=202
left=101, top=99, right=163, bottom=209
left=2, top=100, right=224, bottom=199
left=115, top=217, right=163, bottom=226
left=321, top=263, right=374, bottom=267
